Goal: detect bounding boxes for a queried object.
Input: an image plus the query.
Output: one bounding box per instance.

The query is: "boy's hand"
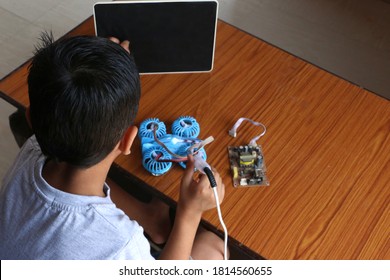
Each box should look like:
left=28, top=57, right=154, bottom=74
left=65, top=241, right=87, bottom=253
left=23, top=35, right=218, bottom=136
left=108, top=37, right=130, bottom=54
left=160, top=155, right=225, bottom=260
left=178, top=154, right=225, bottom=219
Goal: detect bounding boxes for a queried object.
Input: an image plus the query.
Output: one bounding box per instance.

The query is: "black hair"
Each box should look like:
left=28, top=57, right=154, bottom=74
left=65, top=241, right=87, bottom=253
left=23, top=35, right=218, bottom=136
left=28, top=32, right=140, bottom=168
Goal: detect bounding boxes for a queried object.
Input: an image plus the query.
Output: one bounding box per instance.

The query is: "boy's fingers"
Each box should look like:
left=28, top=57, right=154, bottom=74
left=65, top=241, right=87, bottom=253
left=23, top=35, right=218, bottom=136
left=108, top=37, right=120, bottom=43
left=120, top=40, right=130, bottom=53
left=181, top=154, right=195, bottom=188
left=108, top=37, right=130, bottom=53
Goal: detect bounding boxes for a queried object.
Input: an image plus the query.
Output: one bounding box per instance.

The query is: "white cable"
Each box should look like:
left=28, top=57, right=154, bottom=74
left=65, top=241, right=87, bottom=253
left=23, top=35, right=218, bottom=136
left=193, top=154, right=228, bottom=260
left=228, top=117, right=266, bottom=147
left=212, top=187, right=229, bottom=261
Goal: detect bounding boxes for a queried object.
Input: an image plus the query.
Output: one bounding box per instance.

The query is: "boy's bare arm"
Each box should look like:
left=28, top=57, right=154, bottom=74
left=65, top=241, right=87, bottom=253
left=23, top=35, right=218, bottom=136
left=158, top=155, right=225, bottom=260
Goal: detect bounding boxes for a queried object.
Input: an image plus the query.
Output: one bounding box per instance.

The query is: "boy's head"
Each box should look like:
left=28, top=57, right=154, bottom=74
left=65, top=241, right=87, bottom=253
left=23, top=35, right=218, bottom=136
left=28, top=33, right=140, bottom=168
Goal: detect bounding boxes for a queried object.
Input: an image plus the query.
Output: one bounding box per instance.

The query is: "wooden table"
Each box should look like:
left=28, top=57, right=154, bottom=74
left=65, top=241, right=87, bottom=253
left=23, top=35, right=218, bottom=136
left=1, top=17, right=389, bottom=260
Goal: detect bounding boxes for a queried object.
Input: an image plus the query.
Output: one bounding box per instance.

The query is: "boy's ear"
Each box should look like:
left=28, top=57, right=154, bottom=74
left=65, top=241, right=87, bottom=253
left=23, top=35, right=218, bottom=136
left=25, top=106, right=32, bottom=129
left=118, top=126, right=138, bottom=155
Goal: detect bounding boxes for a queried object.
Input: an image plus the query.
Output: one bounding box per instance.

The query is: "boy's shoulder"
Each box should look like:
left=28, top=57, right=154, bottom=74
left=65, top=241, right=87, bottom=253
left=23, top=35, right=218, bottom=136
left=1, top=135, right=41, bottom=187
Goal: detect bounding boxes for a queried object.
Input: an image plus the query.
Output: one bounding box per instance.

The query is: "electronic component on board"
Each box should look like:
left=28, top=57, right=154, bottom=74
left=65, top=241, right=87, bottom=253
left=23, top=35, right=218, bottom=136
left=228, top=145, right=269, bottom=187
left=228, top=118, right=269, bottom=187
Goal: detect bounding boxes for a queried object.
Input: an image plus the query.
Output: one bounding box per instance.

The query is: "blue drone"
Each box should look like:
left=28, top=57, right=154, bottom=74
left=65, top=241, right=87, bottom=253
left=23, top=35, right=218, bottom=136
left=139, top=116, right=209, bottom=176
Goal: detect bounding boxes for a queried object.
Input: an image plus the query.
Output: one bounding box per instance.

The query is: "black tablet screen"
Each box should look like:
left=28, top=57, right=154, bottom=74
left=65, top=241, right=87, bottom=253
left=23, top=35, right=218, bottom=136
left=94, top=1, right=218, bottom=73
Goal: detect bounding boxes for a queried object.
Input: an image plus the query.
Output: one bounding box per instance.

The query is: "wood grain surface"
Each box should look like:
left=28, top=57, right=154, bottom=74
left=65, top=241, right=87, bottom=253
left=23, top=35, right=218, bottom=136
left=1, top=17, right=389, bottom=260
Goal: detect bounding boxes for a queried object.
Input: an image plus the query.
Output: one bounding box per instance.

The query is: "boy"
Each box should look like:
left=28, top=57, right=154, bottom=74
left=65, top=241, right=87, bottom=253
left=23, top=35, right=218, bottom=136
left=0, top=33, right=226, bottom=259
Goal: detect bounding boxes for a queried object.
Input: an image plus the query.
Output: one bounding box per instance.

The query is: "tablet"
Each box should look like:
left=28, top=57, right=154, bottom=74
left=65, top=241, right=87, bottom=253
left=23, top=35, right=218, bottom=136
left=94, top=1, right=219, bottom=74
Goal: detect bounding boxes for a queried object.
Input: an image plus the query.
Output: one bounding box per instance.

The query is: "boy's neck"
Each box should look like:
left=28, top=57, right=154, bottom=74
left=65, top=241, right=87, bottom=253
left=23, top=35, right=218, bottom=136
left=42, top=159, right=111, bottom=197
